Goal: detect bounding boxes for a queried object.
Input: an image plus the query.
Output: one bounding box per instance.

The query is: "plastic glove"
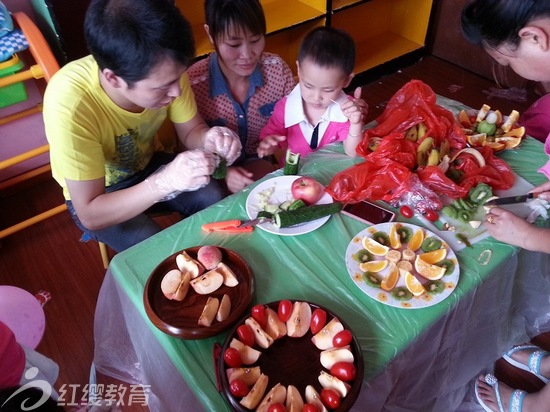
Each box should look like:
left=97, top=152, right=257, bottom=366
left=145, top=150, right=215, bottom=200
left=204, top=126, right=242, bottom=165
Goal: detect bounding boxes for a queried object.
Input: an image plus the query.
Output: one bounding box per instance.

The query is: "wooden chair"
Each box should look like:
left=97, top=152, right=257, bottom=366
left=0, top=12, right=64, bottom=241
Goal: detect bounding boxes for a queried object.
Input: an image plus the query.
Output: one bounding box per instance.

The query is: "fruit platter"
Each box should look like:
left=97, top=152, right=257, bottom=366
left=345, top=223, right=460, bottom=309
left=217, top=300, right=364, bottom=411
left=458, top=104, right=525, bottom=152
left=143, top=246, right=254, bottom=339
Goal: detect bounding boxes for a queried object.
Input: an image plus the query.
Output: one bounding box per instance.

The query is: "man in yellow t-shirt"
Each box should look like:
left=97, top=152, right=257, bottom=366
left=43, top=0, right=241, bottom=252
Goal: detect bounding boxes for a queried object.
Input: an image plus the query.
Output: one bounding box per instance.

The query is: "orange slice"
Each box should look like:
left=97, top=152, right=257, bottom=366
left=494, top=110, right=503, bottom=125
left=408, top=228, right=424, bottom=252
left=458, top=110, right=472, bottom=127
left=389, top=224, right=402, bottom=249
left=495, top=136, right=522, bottom=149
left=467, top=133, right=487, bottom=147
left=418, top=248, right=447, bottom=264
left=483, top=141, right=506, bottom=152
left=502, top=126, right=525, bottom=139
left=403, top=271, right=426, bottom=296
left=381, top=263, right=399, bottom=291
left=362, top=237, right=390, bottom=256
left=359, top=260, right=388, bottom=273
left=414, top=255, right=447, bottom=280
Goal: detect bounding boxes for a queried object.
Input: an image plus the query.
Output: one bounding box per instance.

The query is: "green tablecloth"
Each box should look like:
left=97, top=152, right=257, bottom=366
left=94, top=97, right=550, bottom=411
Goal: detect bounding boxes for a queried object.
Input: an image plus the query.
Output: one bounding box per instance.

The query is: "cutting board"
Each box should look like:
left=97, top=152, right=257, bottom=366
left=433, top=173, right=534, bottom=252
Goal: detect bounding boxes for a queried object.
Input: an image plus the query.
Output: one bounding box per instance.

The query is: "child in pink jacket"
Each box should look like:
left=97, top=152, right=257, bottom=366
left=257, top=27, right=367, bottom=162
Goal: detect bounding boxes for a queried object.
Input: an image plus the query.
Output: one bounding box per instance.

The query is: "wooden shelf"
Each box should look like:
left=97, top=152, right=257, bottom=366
left=176, top=0, right=433, bottom=78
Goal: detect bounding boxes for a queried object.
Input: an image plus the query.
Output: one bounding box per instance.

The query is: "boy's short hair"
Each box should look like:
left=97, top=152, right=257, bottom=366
left=84, top=0, right=195, bottom=87
left=205, top=0, right=266, bottom=43
left=298, top=27, right=356, bottom=76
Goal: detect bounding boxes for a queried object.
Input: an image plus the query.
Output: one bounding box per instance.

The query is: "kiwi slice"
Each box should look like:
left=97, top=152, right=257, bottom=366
left=436, top=259, right=455, bottom=276
left=353, top=249, right=373, bottom=263
left=425, top=280, right=445, bottom=295
left=391, top=287, right=413, bottom=301
left=372, top=231, right=390, bottom=246
left=421, top=237, right=442, bottom=252
left=397, top=226, right=413, bottom=243
left=363, top=272, right=382, bottom=288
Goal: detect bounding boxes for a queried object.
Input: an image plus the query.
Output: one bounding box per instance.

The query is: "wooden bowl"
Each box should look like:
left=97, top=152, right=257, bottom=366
left=143, top=246, right=254, bottom=339
left=217, top=300, right=364, bottom=411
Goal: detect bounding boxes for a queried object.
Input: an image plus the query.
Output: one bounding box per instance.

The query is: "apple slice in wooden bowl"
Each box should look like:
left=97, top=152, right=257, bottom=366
left=144, top=246, right=254, bottom=339
left=217, top=300, right=364, bottom=411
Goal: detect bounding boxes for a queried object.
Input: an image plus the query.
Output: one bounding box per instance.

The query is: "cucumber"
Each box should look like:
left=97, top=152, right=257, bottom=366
left=274, top=203, right=342, bottom=228
left=283, top=150, right=300, bottom=175
left=288, top=199, right=306, bottom=211
left=212, top=158, right=227, bottom=179
left=256, top=210, right=274, bottom=219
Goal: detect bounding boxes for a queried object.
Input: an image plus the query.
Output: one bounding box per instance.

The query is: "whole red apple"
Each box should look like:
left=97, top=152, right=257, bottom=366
left=291, top=176, right=325, bottom=205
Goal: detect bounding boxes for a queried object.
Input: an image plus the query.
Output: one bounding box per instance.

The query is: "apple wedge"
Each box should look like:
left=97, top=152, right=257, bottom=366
left=264, top=307, right=287, bottom=340
left=245, top=317, right=274, bottom=349
left=229, top=338, right=261, bottom=365
left=305, top=385, right=328, bottom=412
left=239, top=373, right=269, bottom=410
left=160, top=269, right=191, bottom=301
left=256, top=383, right=286, bottom=412
left=176, top=251, right=205, bottom=279
left=190, top=270, right=224, bottom=295
left=285, top=384, right=304, bottom=412
left=197, top=297, right=219, bottom=327
left=226, top=366, right=261, bottom=387
left=318, top=370, right=351, bottom=398
left=311, top=317, right=344, bottom=350
left=216, top=294, right=231, bottom=322
left=286, top=301, right=312, bottom=338
left=320, top=346, right=354, bottom=370
left=217, top=262, right=239, bottom=287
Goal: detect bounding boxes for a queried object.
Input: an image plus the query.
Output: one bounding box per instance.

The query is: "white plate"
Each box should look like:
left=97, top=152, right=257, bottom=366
left=345, top=223, right=460, bottom=309
left=245, top=175, right=333, bottom=236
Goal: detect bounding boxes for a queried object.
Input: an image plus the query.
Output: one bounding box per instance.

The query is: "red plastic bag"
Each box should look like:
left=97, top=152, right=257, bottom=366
left=327, top=80, right=514, bottom=204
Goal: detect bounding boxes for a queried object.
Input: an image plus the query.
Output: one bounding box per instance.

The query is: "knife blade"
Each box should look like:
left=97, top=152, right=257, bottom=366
left=484, top=193, right=535, bottom=206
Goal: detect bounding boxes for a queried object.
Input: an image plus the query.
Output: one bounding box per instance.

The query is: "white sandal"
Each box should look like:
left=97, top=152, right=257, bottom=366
left=503, top=344, right=550, bottom=384
left=475, top=374, right=526, bottom=412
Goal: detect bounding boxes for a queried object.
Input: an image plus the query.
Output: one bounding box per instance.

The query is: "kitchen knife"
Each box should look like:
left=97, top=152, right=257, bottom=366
left=484, top=193, right=535, bottom=206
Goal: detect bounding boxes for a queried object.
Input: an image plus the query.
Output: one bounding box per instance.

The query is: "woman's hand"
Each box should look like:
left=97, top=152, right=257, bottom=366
left=225, top=166, right=255, bottom=193
left=484, top=207, right=537, bottom=249
left=204, top=126, right=242, bottom=165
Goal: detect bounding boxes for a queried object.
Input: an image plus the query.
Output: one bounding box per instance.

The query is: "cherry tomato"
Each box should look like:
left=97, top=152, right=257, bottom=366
left=236, top=324, right=255, bottom=347
left=332, top=330, right=353, bottom=348
left=302, top=404, right=319, bottom=412
left=320, top=388, right=341, bottom=409
left=424, top=210, right=439, bottom=222
left=330, top=361, right=357, bottom=382
left=251, top=304, right=268, bottom=329
left=400, top=205, right=413, bottom=219
left=223, top=347, right=242, bottom=368
left=310, top=308, right=327, bottom=335
left=229, top=378, right=250, bottom=398
left=277, top=300, right=293, bottom=323
left=267, top=402, right=287, bottom=412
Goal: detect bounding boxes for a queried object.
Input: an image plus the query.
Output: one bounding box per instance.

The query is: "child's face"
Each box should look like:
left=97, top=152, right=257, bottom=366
left=297, top=59, right=351, bottom=110
left=212, top=25, right=265, bottom=78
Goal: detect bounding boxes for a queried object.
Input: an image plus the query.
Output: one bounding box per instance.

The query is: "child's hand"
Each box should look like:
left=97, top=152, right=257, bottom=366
left=532, top=181, right=550, bottom=201
left=257, top=135, right=286, bottom=158
left=340, top=87, right=368, bottom=125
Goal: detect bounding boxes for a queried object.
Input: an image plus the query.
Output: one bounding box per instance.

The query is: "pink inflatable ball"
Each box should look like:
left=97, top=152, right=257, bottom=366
left=0, top=285, right=45, bottom=349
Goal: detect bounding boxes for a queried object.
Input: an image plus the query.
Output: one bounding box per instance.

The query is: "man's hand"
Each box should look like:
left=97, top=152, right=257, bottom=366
left=145, top=150, right=216, bottom=199
left=204, top=127, right=242, bottom=165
